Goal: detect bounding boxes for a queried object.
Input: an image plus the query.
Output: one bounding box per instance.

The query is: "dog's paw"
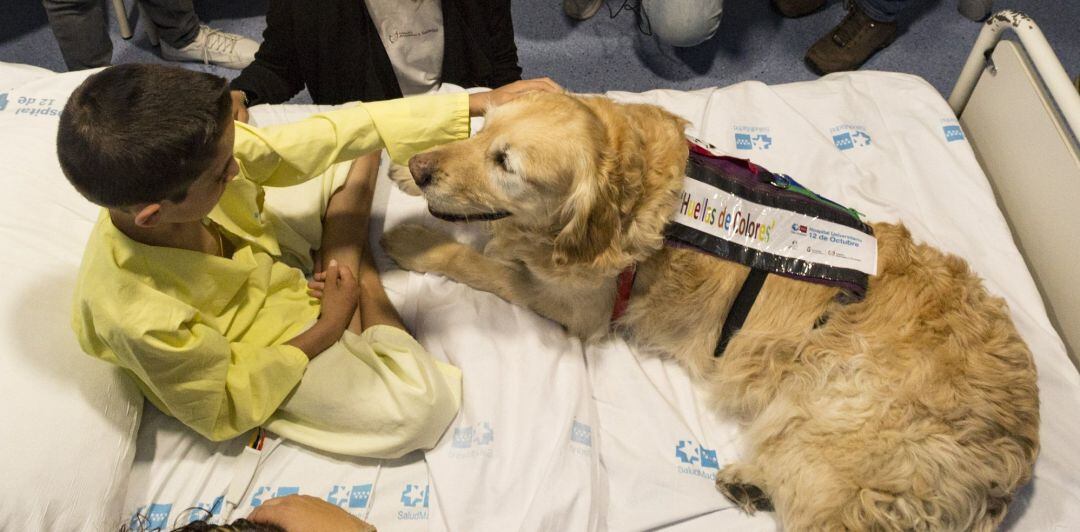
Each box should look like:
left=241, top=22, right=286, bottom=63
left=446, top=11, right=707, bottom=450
left=388, top=162, right=422, bottom=196
left=716, top=465, right=774, bottom=514
left=381, top=224, right=461, bottom=273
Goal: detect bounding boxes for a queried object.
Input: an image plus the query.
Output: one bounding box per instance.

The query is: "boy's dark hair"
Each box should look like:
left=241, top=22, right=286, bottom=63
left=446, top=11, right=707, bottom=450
left=57, top=63, right=232, bottom=208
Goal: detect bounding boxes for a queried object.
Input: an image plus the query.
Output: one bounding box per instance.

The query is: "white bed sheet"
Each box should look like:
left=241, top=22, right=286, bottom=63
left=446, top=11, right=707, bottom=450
left=0, top=64, right=145, bottom=532
left=118, top=74, right=1080, bottom=531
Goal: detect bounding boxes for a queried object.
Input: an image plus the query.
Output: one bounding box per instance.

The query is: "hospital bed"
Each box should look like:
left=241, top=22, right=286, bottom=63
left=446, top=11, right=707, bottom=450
left=1, top=10, right=1077, bottom=531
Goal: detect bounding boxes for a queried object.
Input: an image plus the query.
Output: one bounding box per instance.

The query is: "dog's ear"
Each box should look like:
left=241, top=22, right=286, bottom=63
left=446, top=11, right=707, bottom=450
left=552, top=148, right=621, bottom=268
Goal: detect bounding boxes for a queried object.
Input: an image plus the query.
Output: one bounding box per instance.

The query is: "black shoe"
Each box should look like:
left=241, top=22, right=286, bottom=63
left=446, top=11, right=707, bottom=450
left=805, top=2, right=897, bottom=75
left=772, top=0, right=827, bottom=18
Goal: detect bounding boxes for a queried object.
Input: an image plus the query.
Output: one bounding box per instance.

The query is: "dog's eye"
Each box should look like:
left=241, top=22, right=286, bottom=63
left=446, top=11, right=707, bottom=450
left=493, top=151, right=511, bottom=172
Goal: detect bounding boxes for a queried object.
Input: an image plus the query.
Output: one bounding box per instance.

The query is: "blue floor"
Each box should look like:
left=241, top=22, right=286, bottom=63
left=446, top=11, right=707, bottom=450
left=1, top=0, right=1077, bottom=102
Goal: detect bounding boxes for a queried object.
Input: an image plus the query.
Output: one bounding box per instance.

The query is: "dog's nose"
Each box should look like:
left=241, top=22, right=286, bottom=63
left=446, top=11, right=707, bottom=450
left=409, top=152, right=437, bottom=189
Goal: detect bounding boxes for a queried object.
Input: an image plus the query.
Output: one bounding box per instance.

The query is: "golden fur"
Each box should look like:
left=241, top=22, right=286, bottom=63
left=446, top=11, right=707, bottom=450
left=381, top=92, right=1040, bottom=531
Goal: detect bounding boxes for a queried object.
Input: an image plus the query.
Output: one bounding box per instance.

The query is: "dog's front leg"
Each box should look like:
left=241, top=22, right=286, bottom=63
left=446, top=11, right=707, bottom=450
left=381, top=223, right=525, bottom=304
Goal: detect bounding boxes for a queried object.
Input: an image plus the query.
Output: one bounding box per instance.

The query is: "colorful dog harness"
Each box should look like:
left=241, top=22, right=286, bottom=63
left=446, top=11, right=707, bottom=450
left=611, top=139, right=877, bottom=357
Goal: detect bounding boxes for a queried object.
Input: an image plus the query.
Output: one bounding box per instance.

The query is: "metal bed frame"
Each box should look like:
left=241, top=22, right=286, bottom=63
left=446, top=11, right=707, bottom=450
left=948, top=10, right=1080, bottom=371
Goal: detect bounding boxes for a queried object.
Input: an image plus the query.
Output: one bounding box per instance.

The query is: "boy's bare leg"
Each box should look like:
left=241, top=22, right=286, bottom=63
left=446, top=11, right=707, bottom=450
left=319, top=152, right=406, bottom=334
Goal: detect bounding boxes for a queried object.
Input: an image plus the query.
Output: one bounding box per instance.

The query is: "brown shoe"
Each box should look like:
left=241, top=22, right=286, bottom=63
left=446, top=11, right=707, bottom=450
left=805, top=2, right=897, bottom=74
left=772, top=0, right=827, bottom=18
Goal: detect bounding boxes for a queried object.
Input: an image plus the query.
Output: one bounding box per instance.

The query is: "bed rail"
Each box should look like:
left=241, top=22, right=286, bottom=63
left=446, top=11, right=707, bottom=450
left=948, top=11, right=1080, bottom=370
left=949, top=10, right=1080, bottom=137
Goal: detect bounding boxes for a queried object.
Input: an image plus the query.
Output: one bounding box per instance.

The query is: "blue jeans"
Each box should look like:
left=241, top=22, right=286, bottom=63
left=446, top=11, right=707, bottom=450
left=640, top=0, right=724, bottom=47
left=856, top=0, right=910, bottom=23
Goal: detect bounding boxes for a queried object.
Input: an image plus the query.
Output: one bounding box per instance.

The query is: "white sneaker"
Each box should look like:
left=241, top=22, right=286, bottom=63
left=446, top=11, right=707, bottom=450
left=161, top=25, right=259, bottom=70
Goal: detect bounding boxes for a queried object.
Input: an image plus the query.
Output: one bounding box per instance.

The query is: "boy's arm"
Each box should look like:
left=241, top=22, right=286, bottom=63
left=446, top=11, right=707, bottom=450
left=233, top=92, right=470, bottom=188
left=119, top=323, right=309, bottom=441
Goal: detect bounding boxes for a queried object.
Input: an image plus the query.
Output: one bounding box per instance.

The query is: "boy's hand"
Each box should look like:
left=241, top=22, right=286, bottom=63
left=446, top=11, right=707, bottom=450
left=468, top=78, right=564, bottom=116
left=230, top=90, right=250, bottom=123
left=315, top=260, right=359, bottom=329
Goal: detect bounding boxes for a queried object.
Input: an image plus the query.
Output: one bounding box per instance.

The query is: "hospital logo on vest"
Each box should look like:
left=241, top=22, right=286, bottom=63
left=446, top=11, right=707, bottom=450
left=398, top=483, right=430, bottom=520
left=129, top=502, right=173, bottom=531
left=251, top=485, right=299, bottom=507
left=450, top=420, right=495, bottom=458
left=734, top=126, right=773, bottom=150
left=327, top=484, right=372, bottom=510
left=943, top=125, right=965, bottom=142
left=831, top=125, right=872, bottom=151
left=675, top=439, right=720, bottom=480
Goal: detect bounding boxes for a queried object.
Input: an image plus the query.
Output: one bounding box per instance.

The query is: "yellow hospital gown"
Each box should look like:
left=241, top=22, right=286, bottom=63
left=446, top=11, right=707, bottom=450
left=72, top=93, right=468, bottom=453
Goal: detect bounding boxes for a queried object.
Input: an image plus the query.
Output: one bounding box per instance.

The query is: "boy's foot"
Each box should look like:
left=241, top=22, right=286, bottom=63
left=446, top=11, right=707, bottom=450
left=564, top=0, right=604, bottom=20
left=805, top=2, right=897, bottom=75
left=772, top=0, right=826, bottom=18
left=161, top=25, right=259, bottom=70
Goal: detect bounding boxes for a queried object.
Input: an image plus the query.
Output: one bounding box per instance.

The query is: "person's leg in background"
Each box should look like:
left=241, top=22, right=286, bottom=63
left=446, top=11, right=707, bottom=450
left=802, top=0, right=908, bottom=74
left=139, top=0, right=199, bottom=50
left=640, top=0, right=724, bottom=47
left=145, top=0, right=258, bottom=70
left=41, top=0, right=112, bottom=70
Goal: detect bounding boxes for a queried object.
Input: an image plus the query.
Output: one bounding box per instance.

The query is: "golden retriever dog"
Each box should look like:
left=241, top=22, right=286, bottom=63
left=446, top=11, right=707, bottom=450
left=381, top=92, right=1040, bottom=531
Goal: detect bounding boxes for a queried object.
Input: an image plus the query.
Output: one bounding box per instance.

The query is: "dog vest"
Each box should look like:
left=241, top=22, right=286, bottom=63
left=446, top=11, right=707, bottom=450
left=612, top=139, right=878, bottom=357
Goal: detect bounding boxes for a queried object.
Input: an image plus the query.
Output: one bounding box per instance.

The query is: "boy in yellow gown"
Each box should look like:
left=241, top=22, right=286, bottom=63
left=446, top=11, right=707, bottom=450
left=59, top=64, right=558, bottom=457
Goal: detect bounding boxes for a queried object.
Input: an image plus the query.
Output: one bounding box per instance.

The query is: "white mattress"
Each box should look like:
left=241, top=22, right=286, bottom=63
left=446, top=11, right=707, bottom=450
left=114, top=74, right=1080, bottom=531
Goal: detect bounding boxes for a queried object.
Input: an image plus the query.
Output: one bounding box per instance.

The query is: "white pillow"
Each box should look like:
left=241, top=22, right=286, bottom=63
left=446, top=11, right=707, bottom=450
left=0, top=63, right=143, bottom=531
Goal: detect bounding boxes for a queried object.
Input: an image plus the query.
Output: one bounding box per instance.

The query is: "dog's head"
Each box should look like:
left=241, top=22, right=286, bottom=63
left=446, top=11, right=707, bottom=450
left=408, top=91, right=688, bottom=269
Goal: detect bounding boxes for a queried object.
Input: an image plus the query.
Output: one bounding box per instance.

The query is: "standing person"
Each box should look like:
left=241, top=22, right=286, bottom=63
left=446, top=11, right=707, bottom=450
left=774, top=0, right=909, bottom=74
left=563, top=0, right=725, bottom=48
left=42, top=0, right=259, bottom=71
left=228, top=0, right=523, bottom=121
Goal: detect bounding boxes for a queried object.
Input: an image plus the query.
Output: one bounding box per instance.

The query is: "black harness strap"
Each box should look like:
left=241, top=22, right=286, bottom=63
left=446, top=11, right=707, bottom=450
left=714, top=268, right=768, bottom=357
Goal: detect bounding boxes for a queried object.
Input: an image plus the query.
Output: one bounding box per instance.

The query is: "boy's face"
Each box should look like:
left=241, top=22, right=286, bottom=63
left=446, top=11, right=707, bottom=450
left=156, top=120, right=238, bottom=223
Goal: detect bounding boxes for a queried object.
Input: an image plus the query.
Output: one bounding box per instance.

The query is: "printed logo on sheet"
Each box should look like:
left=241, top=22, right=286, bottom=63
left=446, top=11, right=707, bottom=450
left=398, top=483, right=430, bottom=520
left=734, top=125, right=773, bottom=151
left=831, top=125, right=873, bottom=151
left=184, top=495, right=225, bottom=525
left=449, top=420, right=495, bottom=458
left=941, top=117, right=966, bottom=143
left=0, top=94, right=62, bottom=117
left=129, top=502, right=173, bottom=531
left=327, top=484, right=373, bottom=510
left=675, top=439, right=720, bottom=480
left=569, top=419, right=593, bottom=457
left=250, top=485, right=299, bottom=507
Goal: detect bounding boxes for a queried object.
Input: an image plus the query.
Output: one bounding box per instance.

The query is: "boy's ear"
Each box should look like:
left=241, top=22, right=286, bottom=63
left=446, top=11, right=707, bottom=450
left=133, top=204, right=162, bottom=228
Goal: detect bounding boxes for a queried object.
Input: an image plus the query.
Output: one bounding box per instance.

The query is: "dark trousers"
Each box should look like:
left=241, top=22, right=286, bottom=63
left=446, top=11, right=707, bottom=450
left=42, top=0, right=200, bottom=70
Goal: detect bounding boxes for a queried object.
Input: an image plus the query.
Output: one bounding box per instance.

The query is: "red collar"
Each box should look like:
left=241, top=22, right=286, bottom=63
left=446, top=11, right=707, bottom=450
left=610, top=264, right=638, bottom=324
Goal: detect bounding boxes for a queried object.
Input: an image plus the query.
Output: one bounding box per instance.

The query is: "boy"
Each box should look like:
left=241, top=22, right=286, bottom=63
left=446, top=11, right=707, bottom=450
left=59, top=63, right=558, bottom=457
